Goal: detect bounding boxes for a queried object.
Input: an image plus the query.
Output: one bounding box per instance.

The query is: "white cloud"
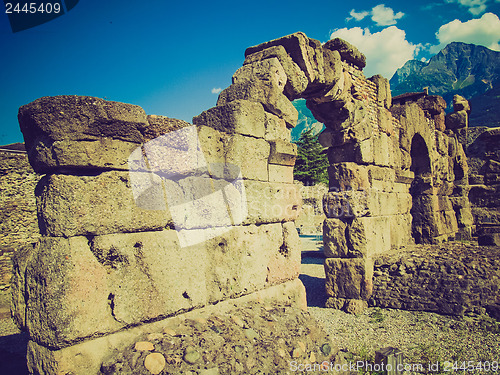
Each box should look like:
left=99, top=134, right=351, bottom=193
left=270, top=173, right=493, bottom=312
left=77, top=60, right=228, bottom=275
left=348, top=9, right=369, bottom=21
left=371, top=4, right=405, bottom=26
left=329, top=26, right=419, bottom=79
left=211, top=87, right=222, bottom=94
left=347, top=4, right=404, bottom=26
left=446, top=0, right=488, bottom=15
left=433, top=12, right=500, bottom=52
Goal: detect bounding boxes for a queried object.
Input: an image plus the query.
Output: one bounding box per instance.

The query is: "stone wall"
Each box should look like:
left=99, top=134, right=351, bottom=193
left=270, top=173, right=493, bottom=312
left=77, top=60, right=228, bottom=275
left=466, top=126, right=500, bottom=227
left=370, top=243, right=500, bottom=316
left=295, top=183, right=327, bottom=235
left=13, top=87, right=305, bottom=371
left=0, top=151, right=39, bottom=291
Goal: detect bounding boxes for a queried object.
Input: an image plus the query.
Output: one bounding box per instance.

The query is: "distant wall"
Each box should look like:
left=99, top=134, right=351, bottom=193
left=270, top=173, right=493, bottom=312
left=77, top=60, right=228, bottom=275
left=370, top=244, right=500, bottom=316
left=0, top=151, right=39, bottom=291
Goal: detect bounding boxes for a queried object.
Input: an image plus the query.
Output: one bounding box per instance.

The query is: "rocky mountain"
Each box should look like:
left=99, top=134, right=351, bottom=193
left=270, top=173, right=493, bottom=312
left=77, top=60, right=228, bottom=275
left=390, top=42, right=500, bottom=127
left=291, top=99, right=324, bottom=142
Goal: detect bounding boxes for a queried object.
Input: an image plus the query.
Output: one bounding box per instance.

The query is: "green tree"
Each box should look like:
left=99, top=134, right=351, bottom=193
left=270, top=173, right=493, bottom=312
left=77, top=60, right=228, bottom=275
left=293, top=128, right=328, bottom=185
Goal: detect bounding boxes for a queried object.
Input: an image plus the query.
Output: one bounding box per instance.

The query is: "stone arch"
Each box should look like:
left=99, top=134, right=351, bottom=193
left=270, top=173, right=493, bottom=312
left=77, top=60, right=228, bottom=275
left=409, top=133, right=433, bottom=244
left=410, top=134, right=431, bottom=177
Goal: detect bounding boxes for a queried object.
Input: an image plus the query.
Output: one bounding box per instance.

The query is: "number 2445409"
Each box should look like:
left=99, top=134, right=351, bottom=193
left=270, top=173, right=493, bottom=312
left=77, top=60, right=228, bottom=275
left=5, top=3, right=62, bottom=14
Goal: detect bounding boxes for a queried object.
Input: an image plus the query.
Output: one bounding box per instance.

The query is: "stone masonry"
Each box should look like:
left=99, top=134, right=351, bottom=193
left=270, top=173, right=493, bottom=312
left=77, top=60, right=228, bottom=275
left=13, top=60, right=306, bottom=373
left=11, top=31, right=478, bottom=373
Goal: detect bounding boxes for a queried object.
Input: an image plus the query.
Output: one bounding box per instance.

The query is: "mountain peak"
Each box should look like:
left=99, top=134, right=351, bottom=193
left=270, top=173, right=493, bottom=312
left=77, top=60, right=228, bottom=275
left=390, top=42, right=500, bottom=126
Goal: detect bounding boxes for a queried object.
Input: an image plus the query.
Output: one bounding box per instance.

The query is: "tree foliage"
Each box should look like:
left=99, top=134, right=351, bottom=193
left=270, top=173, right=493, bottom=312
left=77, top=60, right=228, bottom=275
left=293, top=128, right=328, bottom=185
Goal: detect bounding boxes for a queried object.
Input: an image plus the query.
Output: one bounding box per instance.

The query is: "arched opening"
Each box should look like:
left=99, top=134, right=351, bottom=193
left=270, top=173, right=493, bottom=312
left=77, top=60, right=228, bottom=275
left=409, top=134, right=432, bottom=244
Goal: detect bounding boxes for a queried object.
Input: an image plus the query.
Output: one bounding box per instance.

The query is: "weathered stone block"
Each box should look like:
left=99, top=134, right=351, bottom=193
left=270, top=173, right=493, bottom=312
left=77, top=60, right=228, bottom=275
left=244, top=180, right=301, bottom=224
left=324, top=258, right=373, bottom=300
left=25, top=279, right=307, bottom=375
left=369, top=75, right=391, bottom=109
left=368, top=165, right=396, bottom=191
left=347, top=216, right=391, bottom=258
left=267, top=221, right=302, bottom=284
left=233, top=58, right=287, bottom=92
left=264, top=112, right=291, bottom=142
left=323, top=218, right=348, bottom=258
left=417, top=95, right=447, bottom=116
left=244, top=45, right=309, bottom=99
left=22, top=231, right=208, bottom=348
left=245, top=32, right=330, bottom=95
left=24, top=236, right=124, bottom=347
left=373, top=133, right=392, bottom=167
left=389, top=214, right=413, bottom=248
left=268, top=139, right=297, bottom=166
left=323, top=38, right=366, bottom=70
left=19, top=96, right=149, bottom=146
left=26, top=138, right=141, bottom=173
left=377, top=107, right=394, bottom=135
left=323, top=190, right=370, bottom=218
left=203, top=224, right=278, bottom=302
left=197, top=125, right=227, bottom=166
left=217, top=58, right=298, bottom=128
left=18, top=96, right=191, bottom=173
left=225, top=134, right=270, bottom=181
left=328, top=162, right=370, bottom=191
left=268, top=164, right=294, bottom=183
left=445, top=111, right=468, bottom=130
left=37, top=171, right=170, bottom=237
left=193, top=100, right=266, bottom=138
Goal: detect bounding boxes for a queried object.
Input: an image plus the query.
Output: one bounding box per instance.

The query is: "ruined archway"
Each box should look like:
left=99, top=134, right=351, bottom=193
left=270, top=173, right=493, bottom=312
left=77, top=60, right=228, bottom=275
left=409, top=134, right=432, bottom=244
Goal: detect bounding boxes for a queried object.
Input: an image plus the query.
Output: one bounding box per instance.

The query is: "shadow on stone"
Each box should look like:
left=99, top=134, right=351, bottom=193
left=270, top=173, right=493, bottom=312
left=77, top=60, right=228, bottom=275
left=0, top=332, right=28, bottom=375
left=299, top=274, right=327, bottom=308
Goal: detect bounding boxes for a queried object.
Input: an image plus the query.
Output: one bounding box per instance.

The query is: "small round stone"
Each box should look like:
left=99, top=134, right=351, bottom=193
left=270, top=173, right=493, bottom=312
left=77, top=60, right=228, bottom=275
left=144, top=352, right=166, bottom=375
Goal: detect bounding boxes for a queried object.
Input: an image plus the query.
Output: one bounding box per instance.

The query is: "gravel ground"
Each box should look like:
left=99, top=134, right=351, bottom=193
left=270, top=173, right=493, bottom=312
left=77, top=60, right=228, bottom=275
left=301, top=251, right=500, bottom=375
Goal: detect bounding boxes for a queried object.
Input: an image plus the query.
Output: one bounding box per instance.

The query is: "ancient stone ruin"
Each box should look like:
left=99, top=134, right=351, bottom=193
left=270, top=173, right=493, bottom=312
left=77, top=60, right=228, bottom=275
left=9, top=31, right=494, bottom=374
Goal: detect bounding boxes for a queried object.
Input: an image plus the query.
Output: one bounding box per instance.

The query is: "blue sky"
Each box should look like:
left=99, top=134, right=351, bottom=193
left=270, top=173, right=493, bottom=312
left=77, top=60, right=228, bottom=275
left=1, top=0, right=500, bottom=145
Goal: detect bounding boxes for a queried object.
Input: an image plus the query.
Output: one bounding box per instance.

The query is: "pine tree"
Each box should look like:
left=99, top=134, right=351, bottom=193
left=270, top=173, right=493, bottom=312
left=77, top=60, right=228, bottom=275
left=293, top=128, right=328, bottom=185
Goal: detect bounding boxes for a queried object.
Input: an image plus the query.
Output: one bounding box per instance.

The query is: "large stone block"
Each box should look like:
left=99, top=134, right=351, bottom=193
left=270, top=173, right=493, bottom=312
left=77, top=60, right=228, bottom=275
left=232, top=58, right=287, bottom=93
left=445, top=111, right=468, bottom=130
left=268, top=139, right=297, bottom=166
left=18, top=96, right=189, bottom=173
left=266, top=221, right=302, bottom=285
left=389, top=214, right=413, bottom=248
left=25, top=279, right=307, bottom=375
left=193, top=100, right=266, bottom=138
left=244, top=180, right=301, bottom=224
left=245, top=32, right=331, bottom=95
left=36, top=171, right=170, bottom=237
left=268, top=164, right=294, bottom=183
left=25, top=138, right=141, bottom=173
left=324, top=258, right=373, bottom=300
left=264, top=112, right=291, bottom=142
left=225, top=133, right=270, bottom=181
left=369, top=75, right=391, bottom=109
left=202, top=223, right=278, bottom=302
left=323, top=190, right=370, bottom=218
left=347, top=216, right=392, bottom=258
left=323, top=218, right=348, bottom=258
left=327, top=162, right=370, bottom=191
left=217, top=59, right=298, bottom=128
left=323, top=189, right=402, bottom=218
left=22, top=231, right=208, bottom=348
left=244, top=45, right=309, bottom=100
left=24, top=236, right=124, bottom=348
left=323, top=38, right=366, bottom=70
left=18, top=96, right=148, bottom=146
